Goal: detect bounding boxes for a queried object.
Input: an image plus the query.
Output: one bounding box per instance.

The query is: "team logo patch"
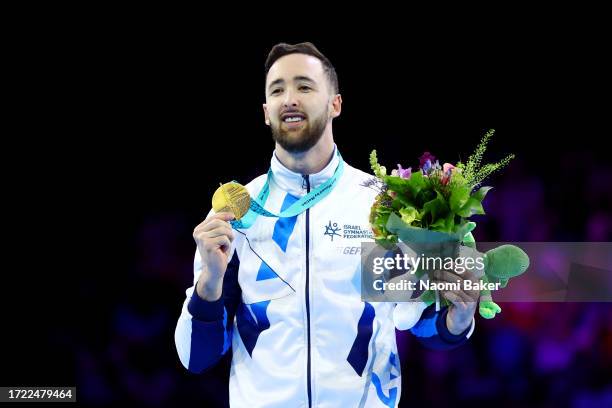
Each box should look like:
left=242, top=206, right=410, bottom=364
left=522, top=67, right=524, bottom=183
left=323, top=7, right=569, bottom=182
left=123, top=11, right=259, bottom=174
left=324, top=221, right=342, bottom=241
left=323, top=221, right=373, bottom=241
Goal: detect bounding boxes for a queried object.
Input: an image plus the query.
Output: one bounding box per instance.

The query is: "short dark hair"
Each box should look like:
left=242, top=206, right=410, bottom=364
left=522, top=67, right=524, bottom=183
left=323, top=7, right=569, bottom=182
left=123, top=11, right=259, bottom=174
left=265, top=42, right=339, bottom=94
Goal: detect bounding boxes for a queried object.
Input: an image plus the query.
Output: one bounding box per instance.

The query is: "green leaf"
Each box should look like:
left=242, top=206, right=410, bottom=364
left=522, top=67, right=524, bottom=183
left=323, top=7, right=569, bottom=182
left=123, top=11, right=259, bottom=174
left=416, top=189, right=436, bottom=207
left=463, top=231, right=476, bottom=248
left=396, top=193, right=415, bottom=208
left=444, top=213, right=456, bottom=233
left=450, top=171, right=467, bottom=187
left=457, top=197, right=485, bottom=217
left=376, top=206, right=392, bottom=215
left=385, top=172, right=427, bottom=200
left=455, top=221, right=477, bottom=240
left=450, top=185, right=470, bottom=212
left=406, top=171, right=426, bottom=197
left=430, top=217, right=447, bottom=231
left=431, top=213, right=455, bottom=233
left=472, top=186, right=493, bottom=202
left=384, top=176, right=410, bottom=195
left=386, top=212, right=456, bottom=244
left=370, top=150, right=384, bottom=178
left=399, top=206, right=419, bottom=224
left=422, top=191, right=449, bottom=223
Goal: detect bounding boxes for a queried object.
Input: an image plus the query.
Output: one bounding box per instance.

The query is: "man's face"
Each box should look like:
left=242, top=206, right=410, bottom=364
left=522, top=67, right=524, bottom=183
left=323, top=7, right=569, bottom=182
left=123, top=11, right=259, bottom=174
left=263, top=53, right=340, bottom=153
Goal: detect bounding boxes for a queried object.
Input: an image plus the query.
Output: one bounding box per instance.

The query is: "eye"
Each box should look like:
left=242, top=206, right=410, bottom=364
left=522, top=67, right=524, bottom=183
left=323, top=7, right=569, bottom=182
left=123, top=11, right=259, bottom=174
left=299, top=85, right=311, bottom=92
left=271, top=88, right=283, bottom=95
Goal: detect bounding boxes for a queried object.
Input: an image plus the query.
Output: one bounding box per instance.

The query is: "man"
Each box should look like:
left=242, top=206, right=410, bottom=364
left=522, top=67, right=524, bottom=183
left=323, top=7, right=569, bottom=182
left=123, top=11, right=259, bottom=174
left=175, top=42, right=479, bottom=407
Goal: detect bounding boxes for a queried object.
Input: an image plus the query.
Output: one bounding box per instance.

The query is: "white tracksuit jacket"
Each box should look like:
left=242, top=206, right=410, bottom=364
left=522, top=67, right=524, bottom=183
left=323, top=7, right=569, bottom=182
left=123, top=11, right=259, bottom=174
left=175, top=146, right=474, bottom=407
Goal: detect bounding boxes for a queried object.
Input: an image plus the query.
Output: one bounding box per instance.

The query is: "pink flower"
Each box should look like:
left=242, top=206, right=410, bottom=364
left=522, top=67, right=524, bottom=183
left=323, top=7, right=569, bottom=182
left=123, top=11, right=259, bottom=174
left=441, top=163, right=456, bottom=185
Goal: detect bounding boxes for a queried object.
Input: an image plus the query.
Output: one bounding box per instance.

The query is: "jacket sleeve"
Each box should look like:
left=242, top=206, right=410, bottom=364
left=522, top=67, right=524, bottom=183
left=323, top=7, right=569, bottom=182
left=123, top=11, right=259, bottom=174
left=409, top=304, right=475, bottom=350
left=175, top=241, right=242, bottom=373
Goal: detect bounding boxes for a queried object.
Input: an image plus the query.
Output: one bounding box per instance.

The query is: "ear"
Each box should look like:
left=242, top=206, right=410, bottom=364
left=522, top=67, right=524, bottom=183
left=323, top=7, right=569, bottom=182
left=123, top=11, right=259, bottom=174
left=263, top=103, right=270, bottom=126
left=330, top=94, right=342, bottom=119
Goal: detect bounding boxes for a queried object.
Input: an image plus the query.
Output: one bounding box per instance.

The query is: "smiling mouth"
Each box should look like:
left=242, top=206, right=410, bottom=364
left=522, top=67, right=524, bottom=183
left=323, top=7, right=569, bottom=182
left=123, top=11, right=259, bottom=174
left=284, top=117, right=304, bottom=123
left=281, top=113, right=307, bottom=125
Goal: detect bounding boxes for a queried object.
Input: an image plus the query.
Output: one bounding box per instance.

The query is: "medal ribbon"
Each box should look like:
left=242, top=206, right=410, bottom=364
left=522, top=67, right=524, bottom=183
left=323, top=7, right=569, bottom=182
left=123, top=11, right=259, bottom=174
left=230, top=151, right=344, bottom=229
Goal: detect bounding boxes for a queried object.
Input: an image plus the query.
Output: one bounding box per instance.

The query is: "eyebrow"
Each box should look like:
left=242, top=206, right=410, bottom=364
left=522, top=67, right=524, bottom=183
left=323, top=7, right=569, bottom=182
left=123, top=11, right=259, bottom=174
left=268, top=75, right=317, bottom=91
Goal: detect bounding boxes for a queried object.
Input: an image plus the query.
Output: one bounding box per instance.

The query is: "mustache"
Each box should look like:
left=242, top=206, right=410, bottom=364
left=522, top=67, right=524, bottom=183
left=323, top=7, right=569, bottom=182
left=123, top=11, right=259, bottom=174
left=279, top=108, right=307, bottom=118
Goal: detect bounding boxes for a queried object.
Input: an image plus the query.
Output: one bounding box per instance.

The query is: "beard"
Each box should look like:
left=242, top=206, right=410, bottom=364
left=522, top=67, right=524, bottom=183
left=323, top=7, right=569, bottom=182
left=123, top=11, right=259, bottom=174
left=271, top=110, right=328, bottom=154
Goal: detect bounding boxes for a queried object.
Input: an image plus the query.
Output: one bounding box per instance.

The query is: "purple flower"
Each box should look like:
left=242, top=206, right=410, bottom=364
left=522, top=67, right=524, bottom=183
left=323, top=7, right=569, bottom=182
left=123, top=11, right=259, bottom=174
left=419, top=152, right=436, bottom=169
left=396, top=164, right=412, bottom=179
left=422, top=159, right=432, bottom=174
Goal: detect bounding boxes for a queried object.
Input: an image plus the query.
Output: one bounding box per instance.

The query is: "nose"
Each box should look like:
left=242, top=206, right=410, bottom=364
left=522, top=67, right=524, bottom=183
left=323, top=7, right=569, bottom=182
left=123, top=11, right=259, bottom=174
left=282, top=89, right=300, bottom=109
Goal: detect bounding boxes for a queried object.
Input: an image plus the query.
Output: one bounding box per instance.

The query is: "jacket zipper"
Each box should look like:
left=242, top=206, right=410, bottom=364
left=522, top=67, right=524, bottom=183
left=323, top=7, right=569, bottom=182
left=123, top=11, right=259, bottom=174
left=303, top=174, right=312, bottom=408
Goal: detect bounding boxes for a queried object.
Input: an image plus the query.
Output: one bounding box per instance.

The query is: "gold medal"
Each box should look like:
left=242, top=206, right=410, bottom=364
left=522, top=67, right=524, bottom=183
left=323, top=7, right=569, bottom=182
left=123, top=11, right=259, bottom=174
left=212, top=182, right=251, bottom=219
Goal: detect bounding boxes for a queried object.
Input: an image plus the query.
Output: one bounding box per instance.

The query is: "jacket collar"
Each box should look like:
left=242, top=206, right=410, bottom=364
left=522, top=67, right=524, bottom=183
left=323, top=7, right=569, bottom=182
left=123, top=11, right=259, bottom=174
left=270, top=144, right=340, bottom=197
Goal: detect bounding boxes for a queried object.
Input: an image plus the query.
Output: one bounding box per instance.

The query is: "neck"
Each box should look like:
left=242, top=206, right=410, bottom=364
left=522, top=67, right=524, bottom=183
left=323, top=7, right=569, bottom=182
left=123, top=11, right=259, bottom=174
left=275, top=128, right=335, bottom=175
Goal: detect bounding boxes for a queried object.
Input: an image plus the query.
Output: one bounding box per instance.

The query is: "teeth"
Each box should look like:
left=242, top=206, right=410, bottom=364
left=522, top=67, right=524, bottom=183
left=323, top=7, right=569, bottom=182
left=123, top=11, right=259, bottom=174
left=284, top=116, right=303, bottom=123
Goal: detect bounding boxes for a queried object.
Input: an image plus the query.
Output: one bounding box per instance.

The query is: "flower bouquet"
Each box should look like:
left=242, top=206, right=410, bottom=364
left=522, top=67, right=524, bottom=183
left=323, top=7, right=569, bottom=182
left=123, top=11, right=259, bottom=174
left=367, top=129, right=529, bottom=321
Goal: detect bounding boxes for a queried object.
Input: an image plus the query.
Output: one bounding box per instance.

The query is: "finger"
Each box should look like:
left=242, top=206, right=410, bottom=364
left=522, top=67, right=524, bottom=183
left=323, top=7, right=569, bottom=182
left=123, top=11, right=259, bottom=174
left=210, top=211, right=236, bottom=222
left=441, top=291, right=465, bottom=308
left=194, top=212, right=235, bottom=231
left=206, top=235, right=232, bottom=253
left=444, top=288, right=478, bottom=304
left=435, top=281, right=479, bottom=302
left=456, top=266, right=478, bottom=280
left=203, top=226, right=235, bottom=241
left=432, top=272, right=479, bottom=295
left=432, top=270, right=481, bottom=294
left=220, top=236, right=233, bottom=256
left=432, top=270, right=465, bottom=283
left=442, top=291, right=475, bottom=311
left=195, top=218, right=231, bottom=232
left=196, top=219, right=234, bottom=234
left=221, top=239, right=233, bottom=256
left=430, top=271, right=480, bottom=300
